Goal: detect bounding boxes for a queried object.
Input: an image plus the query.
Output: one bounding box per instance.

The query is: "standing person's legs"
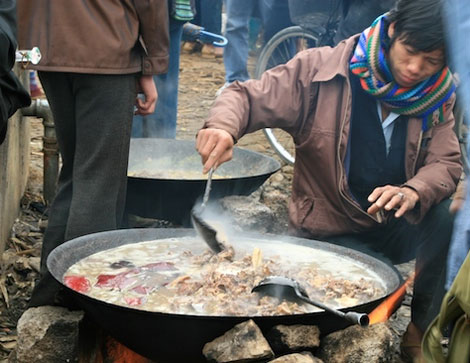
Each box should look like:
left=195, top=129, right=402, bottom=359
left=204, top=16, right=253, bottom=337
left=132, top=19, right=184, bottom=138
left=66, top=73, right=136, bottom=239
left=192, top=0, right=202, bottom=26
left=29, top=72, right=78, bottom=307
left=201, top=0, right=222, bottom=34
left=181, top=0, right=201, bottom=53
left=223, top=0, right=254, bottom=83
left=444, top=0, right=470, bottom=289
left=35, top=72, right=76, bottom=276
left=200, top=0, right=224, bottom=58
left=29, top=72, right=136, bottom=307
left=259, top=0, right=293, bottom=44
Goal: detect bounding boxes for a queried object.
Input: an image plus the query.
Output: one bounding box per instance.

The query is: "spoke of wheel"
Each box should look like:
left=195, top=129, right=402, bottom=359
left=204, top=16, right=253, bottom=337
left=280, top=38, right=292, bottom=63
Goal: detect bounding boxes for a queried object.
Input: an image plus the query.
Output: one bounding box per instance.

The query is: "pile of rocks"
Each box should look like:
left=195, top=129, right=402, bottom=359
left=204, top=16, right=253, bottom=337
left=10, top=307, right=398, bottom=363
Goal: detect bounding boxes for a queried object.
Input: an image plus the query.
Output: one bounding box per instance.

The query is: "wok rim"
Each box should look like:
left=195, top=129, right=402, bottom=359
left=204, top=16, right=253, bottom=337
left=127, top=138, right=282, bottom=181
left=48, top=228, right=403, bottom=319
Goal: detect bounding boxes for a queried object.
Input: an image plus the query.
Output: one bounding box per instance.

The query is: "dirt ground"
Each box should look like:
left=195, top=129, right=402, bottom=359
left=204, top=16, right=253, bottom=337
left=0, top=50, right=412, bottom=362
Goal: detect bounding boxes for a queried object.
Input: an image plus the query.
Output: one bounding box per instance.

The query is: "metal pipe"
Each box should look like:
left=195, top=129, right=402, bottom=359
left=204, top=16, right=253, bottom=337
left=21, top=99, right=58, bottom=205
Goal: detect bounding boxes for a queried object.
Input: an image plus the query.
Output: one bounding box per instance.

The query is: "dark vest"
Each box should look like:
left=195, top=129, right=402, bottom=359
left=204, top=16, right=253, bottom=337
left=348, top=74, right=408, bottom=210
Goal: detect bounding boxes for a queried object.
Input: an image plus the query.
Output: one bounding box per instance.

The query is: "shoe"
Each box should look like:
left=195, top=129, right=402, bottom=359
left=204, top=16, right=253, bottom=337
left=401, top=322, right=425, bottom=363
left=201, top=44, right=215, bottom=58
left=214, top=46, right=223, bottom=58
left=215, top=82, right=232, bottom=97
left=181, top=41, right=201, bottom=54
left=201, top=44, right=224, bottom=58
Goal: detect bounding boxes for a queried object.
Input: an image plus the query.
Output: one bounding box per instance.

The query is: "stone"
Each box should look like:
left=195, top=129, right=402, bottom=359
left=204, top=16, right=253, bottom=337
left=268, top=352, right=323, bottom=363
left=266, top=324, right=321, bottom=354
left=261, top=189, right=289, bottom=222
left=202, top=319, right=274, bottom=362
left=11, top=306, right=84, bottom=363
left=281, top=165, right=294, bottom=175
left=220, top=196, right=276, bottom=233
left=270, top=172, right=285, bottom=185
left=316, top=323, right=395, bottom=363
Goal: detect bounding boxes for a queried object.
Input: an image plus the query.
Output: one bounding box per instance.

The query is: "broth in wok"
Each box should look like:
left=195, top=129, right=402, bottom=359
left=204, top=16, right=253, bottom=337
left=63, top=237, right=386, bottom=316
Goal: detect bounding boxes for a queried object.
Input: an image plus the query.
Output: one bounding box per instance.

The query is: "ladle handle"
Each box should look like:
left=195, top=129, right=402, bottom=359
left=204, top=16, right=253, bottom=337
left=297, top=295, right=369, bottom=327
left=201, top=168, right=214, bottom=208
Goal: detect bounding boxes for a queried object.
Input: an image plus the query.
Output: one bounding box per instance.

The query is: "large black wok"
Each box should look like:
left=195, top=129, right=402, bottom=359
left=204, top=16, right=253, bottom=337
left=125, top=139, right=281, bottom=225
left=48, top=228, right=402, bottom=363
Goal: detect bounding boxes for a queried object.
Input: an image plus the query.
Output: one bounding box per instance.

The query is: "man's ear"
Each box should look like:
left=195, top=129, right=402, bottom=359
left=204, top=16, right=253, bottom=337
left=388, top=21, right=396, bottom=38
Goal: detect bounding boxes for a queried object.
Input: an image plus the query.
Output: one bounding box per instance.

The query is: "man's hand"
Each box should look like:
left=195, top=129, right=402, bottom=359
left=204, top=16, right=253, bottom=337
left=135, top=75, right=157, bottom=115
left=367, top=185, right=420, bottom=219
left=196, top=128, right=234, bottom=173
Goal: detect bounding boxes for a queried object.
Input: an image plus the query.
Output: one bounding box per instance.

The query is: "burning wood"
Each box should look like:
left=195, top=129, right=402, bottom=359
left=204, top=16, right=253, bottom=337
left=94, top=336, right=152, bottom=363
left=368, top=272, right=415, bottom=324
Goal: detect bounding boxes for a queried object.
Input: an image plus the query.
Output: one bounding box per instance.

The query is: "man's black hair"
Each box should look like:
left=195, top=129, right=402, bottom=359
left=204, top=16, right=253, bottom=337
left=388, top=0, right=446, bottom=53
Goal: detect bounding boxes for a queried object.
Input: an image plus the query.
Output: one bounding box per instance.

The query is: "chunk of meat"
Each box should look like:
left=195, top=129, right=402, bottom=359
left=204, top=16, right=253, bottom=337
left=64, top=275, right=91, bottom=293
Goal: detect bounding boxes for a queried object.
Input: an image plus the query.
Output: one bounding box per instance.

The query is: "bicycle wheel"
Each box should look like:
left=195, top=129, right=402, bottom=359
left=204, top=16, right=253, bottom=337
left=255, top=26, right=319, bottom=164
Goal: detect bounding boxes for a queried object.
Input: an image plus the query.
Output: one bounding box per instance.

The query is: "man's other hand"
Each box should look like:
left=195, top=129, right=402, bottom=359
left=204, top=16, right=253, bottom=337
left=135, top=75, right=157, bottom=115
left=196, top=128, right=234, bottom=173
left=449, top=179, right=466, bottom=214
left=367, top=185, right=420, bottom=218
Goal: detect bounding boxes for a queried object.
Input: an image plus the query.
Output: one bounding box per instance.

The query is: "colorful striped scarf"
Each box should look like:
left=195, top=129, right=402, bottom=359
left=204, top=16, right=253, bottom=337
left=349, top=14, right=456, bottom=131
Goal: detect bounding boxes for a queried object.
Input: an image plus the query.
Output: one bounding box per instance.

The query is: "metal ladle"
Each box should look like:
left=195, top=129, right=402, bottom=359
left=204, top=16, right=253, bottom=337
left=252, top=276, right=369, bottom=327
left=191, top=168, right=225, bottom=253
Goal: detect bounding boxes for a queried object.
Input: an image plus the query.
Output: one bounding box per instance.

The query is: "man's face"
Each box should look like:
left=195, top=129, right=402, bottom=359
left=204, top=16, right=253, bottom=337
left=387, top=23, right=445, bottom=88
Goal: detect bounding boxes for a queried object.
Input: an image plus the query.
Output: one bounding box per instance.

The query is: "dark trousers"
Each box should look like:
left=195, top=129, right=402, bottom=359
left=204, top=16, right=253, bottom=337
left=29, top=72, right=136, bottom=307
left=193, top=0, right=222, bottom=35
left=321, top=199, right=454, bottom=332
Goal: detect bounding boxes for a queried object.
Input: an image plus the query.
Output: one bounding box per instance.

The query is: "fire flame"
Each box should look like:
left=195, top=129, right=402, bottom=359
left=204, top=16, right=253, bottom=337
left=368, top=272, right=415, bottom=325
left=94, top=336, right=151, bottom=363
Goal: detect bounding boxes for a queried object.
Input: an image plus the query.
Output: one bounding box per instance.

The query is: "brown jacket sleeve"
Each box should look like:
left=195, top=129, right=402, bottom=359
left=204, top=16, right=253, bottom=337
left=404, top=94, right=463, bottom=223
left=134, top=0, right=169, bottom=75
left=204, top=49, right=321, bottom=143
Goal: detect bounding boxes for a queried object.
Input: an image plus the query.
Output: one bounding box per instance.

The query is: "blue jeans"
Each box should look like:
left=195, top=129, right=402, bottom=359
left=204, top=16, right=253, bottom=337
left=223, top=0, right=292, bottom=82
left=444, top=0, right=470, bottom=288
left=132, top=18, right=184, bottom=138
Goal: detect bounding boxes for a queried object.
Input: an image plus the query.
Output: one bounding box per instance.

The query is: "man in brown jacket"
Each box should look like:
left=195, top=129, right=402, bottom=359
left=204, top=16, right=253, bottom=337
left=17, top=1, right=169, bottom=308
left=196, top=0, right=462, bottom=361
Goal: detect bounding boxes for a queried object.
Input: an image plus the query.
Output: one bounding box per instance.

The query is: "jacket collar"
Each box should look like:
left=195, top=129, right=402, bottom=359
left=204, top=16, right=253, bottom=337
left=311, top=35, right=360, bottom=83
